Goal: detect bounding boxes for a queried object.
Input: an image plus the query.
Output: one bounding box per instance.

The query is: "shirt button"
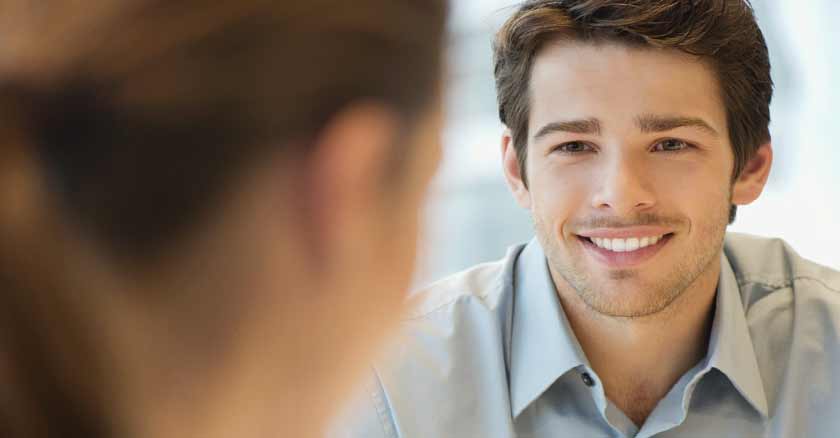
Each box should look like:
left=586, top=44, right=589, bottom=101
left=581, top=372, right=596, bottom=387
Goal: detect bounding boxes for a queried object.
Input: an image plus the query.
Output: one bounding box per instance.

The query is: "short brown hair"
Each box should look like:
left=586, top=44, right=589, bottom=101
left=493, top=0, right=773, bottom=186
left=0, top=0, right=447, bottom=259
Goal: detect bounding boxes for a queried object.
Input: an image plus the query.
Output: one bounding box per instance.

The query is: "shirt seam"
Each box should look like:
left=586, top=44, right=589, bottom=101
left=368, top=368, right=398, bottom=438
left=402, top=285, right=500, bottom=321
left=403, top=244, right=526, bottom=321
left=736, top=275, right=840, bottom=294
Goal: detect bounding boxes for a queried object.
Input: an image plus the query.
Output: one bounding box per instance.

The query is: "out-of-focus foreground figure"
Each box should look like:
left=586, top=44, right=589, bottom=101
left=0, top=2, right=446, bottom=437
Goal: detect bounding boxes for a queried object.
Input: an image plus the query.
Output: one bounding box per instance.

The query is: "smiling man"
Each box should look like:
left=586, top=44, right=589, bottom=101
left=334, top=1, right=840, bottom=437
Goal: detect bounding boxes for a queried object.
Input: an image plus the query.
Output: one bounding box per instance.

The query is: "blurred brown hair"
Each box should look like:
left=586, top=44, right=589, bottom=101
left=0, top=1, right=446, bottom=436
left=493, top=0, right=773, bottom=187
left=1, top=0, right=447, bottom=257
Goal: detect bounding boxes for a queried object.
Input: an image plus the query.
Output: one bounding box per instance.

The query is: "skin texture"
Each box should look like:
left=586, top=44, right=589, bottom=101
left=501, top=41, right=772, bottom=426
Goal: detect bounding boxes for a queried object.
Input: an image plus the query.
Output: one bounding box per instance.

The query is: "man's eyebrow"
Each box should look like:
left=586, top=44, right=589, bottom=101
left=533, top=118, right=602, bottom=140
left=636, top=114, right=719, bottom=136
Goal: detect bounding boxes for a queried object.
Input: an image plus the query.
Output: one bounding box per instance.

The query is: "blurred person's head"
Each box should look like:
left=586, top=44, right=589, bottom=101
left=0, top=1, right=446, bottom=437
left=494, top=1, right=773, bottom=317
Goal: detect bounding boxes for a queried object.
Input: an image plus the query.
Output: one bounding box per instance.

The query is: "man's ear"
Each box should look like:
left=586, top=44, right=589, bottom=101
left=501, top=129, right=531, bottom=210
left=732, top=142, right=773, bottom=206
left=302, top=102, right=398, bottom=264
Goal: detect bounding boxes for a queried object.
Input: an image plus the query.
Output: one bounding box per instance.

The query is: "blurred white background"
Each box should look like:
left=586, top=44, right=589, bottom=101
left=415, top=0, right=840, bottom=285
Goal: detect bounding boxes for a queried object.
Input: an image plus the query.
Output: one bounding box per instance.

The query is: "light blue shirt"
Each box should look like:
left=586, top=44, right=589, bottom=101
left=331, top=233, right=840, bottom=437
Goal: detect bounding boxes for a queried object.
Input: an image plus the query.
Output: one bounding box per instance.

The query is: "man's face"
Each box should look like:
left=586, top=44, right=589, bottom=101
left=510, top=42, right=736, bottom=317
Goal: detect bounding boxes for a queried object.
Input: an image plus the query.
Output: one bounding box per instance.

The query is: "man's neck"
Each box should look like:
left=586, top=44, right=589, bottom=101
left=553, top=264, right=720, bottom=427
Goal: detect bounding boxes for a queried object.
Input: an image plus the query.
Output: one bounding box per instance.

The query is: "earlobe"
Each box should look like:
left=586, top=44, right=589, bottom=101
left=731, top=142, right=773, bottom=206
left=501, top=129, right=531, bottom=210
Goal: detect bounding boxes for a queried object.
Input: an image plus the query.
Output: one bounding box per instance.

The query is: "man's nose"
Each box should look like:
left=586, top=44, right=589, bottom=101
left=590, top=156, right=657, bottom=216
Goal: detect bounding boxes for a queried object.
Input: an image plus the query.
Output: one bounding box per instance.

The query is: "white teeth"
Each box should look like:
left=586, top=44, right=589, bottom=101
left=588, top=234, right=667, bottom=252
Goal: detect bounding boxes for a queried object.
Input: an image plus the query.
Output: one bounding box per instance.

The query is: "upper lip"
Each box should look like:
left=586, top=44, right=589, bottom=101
left=575, top=226, right=674, bottom=239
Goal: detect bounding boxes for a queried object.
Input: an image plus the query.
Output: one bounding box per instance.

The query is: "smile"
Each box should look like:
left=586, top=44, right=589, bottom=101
left=576, top=232, right=675, bottom=268
left=589, top=235, right=665, bottom=252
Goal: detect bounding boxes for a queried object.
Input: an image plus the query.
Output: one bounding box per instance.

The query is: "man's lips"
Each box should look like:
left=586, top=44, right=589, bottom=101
left=575, top=231, right=675, bottom=269
left=576, top=226, right=674, bottom=239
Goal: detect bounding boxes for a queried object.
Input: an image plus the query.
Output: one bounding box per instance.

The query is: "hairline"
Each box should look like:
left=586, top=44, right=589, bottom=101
left=516, top=36, right=735, bottom=180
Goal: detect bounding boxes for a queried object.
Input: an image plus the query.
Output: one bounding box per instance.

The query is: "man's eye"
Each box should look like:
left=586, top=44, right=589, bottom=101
left=653, top=139, right=690, bottom=152
left=555, top=142, right=593, bottom=154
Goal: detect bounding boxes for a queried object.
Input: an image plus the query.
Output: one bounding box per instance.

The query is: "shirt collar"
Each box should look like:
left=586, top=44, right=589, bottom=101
left=508, top=238, right=589, bottom=418
left=704, top=251, right=769, bottom=418
left=506, top=238, right=768, bottom=419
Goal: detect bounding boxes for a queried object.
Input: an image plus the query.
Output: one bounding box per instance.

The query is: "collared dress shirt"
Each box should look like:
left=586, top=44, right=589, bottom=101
left=330, top=233, right=840, bottom=438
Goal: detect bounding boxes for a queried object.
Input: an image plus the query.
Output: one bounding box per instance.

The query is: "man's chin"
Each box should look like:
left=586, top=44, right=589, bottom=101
left=572, top=274, right=680, bottom=318
left=579, top=292, right=676, bottom=318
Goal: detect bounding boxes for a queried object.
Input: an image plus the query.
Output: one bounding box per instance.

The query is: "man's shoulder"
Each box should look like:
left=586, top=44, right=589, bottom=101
left=724, top=232, right=840, bottom=297
left=725, top=233, right=840, bottom=421
left=379, top=243, right=524, bottom=369
left=403, top=243, right=525, bottom=320
left=725, top=232, right=840, bottom=358
left=340, top=246, right=525, bottom=438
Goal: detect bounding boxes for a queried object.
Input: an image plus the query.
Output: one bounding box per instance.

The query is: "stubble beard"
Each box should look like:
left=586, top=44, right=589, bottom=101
left=533, top=202, right=730, bottom=319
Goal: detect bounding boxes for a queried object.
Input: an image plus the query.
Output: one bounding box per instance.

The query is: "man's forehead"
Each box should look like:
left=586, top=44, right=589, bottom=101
left=530, top=40, right=715, bottom=91
left=527, top=40, right=727, bottom=132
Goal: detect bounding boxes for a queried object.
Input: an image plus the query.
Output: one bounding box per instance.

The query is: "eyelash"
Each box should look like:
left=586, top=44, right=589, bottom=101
left=651, top=138, right=694, bottom=153
left=553, top=141, right=595, bottom=154
left=551, top=139, right=695, bottom=154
